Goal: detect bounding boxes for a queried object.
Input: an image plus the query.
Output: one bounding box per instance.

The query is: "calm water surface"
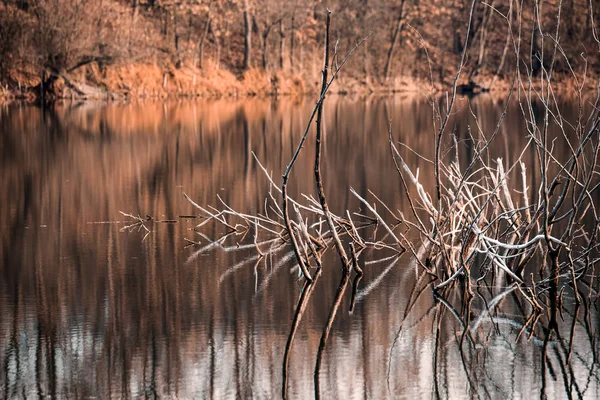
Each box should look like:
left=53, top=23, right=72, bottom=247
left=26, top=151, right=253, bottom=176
left=0, top=96, right=598, bottom=399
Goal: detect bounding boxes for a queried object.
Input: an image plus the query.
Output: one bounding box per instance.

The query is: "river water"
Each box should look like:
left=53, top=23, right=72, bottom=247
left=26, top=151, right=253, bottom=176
left=0, top=95, right=598, bottom=399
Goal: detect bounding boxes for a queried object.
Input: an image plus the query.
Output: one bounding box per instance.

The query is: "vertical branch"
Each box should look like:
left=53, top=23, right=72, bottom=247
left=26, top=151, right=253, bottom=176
left=434, top=0, right=478, bottom=205
left=314, top=9, right=352, bottom=272
left=311, top=13, right=357, bottom=398
left=278, top=10, right=370, bottom=286
left=543, top=0, right=563, bottom=333
left=280, top=10, right=365, bottom=285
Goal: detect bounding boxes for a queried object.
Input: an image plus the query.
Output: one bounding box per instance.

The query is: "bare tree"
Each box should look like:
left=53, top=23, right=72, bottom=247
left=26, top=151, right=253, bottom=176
left=383, top=0, right=407, bottom=81
left=243, top=0, right=252, bottom=69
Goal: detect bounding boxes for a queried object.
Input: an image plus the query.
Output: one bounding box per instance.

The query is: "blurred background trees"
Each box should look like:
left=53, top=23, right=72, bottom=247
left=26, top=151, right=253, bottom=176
left=0, top=0, right=598, bottom=91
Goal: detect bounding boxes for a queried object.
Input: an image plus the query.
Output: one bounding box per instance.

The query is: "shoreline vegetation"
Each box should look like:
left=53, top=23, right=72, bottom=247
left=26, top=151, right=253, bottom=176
left=0, top=60, right=439, bottom=102
left=2, top=0, right=599, bottom=102
left=0, top=62, right=593, bottom=103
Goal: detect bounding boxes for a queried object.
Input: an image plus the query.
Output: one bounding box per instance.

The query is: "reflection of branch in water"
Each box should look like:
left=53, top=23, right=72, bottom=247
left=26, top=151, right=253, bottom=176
left=386, top=304, right=437, bottom=394
left=433, top=291, right=475, bottom=346
left=477, top=317, right=557, bottom=347
left=354, top=256, right=401, bottom=303
left=255, top=249, right=296, bottom=295
left=184, top=232, right=235, bottom=265
left=118, top=211, right=179, bottom=242
left=386, top=268, right=435, bottom=392
left=552, top=344, right=584, bottom=399
left=282, top=269, right=322, bottom=399
left=314, top=263, right=351, bottom=400
left=471, top=283, right=519, bottom=331
left=218, top=240, right=287, bottom=285
left=433, top=304, right=443, bottom=400
left=458, top=293, right=479, bottom=398
left=219, top=253, right=262, bottom=284
left=576, top=300, right=600, bottom=390
left=349, top=244, right=364, bottom=313
left=552, top=303, right=600, bottom=396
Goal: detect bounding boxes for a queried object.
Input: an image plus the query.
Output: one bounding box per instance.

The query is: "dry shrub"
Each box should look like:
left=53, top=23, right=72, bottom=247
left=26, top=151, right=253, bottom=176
left=29, top=0, right=103, bottom=73
left=101, top=63, right=168, bottom=98
left=0, top=85, right=12, bottom=102
left=242, top=68, right=273, bottom=95
left=241, top=68, right=307, bottom=96
left=0, top=6, right=23, bottom=80
left=191, top=62, right=243, bottom=96
left=86, top=60, right=246, bottom=98
left=270, top=71, right=306, bottom=95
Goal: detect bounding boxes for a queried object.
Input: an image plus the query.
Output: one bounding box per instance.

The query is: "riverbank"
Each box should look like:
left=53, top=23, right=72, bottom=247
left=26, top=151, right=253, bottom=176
left=0, top=61, right=444, bottom=103
left=0, top=62, right=305, bottom=101
left=0, top=61, right=595, bottom=104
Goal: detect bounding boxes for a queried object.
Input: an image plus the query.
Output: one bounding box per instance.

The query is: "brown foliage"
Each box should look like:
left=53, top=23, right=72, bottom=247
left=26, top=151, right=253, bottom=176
left=0, top=0, right=598, bottom=98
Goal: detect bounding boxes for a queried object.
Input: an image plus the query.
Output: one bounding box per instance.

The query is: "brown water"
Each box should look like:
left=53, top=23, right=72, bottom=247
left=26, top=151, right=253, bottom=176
left=0, top=96, right=598, bottom=399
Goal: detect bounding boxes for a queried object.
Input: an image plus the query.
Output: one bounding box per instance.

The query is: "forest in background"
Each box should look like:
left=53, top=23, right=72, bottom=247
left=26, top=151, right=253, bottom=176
left=0, top=0, right=598, bottom=99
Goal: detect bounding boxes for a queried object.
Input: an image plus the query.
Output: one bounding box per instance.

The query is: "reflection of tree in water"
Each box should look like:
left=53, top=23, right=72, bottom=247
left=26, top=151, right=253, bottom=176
left=0, top=97, right=598, bottom=398
left=384, top=274, right=600, bottom=399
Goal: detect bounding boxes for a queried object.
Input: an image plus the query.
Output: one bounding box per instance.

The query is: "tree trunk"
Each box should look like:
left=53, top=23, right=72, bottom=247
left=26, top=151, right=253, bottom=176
left=174, top=10, right=182, bottom=68
left=213, top=20, right=221, bottom=69
left=299, top=38, right=303, bottom=72
left=198, top=4, right=213, bottom=70
left=468, top=0, right=494, bottom=82
left=532, top=14, right=543, bottom=76
left=362, top=0, right=369, bottom=82
left=262, top=31, right=268, bottom=70
left=289, top=15, right=295, bottom=72
left=564, top=0, right=575, bottom=38
left=243, top=1, right=252, bottom=70
left=162, top=7, right=168, bottom=36
left=383, top=0, right=406, bottom=81
left=128, top=0, right=139, bottom=56
left=97, top=0, right=104, bottom=60
left=187, top=13, right=193, bottom=44
left=489, top=0, right=513, bottom=90
left=279, top=18, right=284, bottom=70
left=261, top=23, right=274, bottom=70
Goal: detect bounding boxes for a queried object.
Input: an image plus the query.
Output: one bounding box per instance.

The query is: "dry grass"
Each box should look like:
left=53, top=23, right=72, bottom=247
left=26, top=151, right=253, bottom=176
left=5, top=61, right=309, bottom=100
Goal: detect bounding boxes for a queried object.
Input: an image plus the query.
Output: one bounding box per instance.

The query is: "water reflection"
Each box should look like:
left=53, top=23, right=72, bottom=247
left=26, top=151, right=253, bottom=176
left=0, top=96, right=599, bottom=399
